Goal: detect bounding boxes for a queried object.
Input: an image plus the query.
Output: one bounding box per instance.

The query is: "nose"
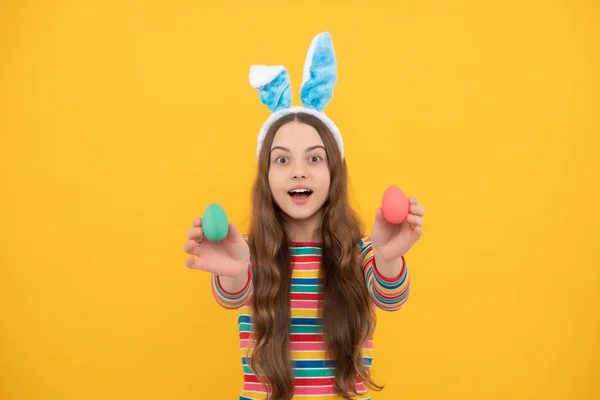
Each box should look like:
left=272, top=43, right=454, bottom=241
left=292, top=160, right=308, bottom=179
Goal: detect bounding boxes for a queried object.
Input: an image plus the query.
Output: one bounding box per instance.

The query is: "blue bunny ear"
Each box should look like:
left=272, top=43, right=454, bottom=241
left=300, top=32, right=337, bottom=112
left=249, top=65, right=292, bottom=112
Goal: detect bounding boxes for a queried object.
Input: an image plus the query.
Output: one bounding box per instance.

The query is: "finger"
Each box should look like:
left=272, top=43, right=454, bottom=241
left=412, top=226, right=423, bottom=239
left=375, top=207, right=385, bottom=222
left=410, top=204, right=426, bottom=217
left=373, top=207, right=391, bottom=228
left=183, top=240, right=202, bottom=257
left=185, top=255, right=206, bottom=270
left=225, top=223, right=245, bottom=243
left=186, top=226, right=204, bottom=242
left=192, top=218, right=202, bottom=227
left=408, top=196, right=418, bottom=205
left=185, top=255, right=198, bottom=269
left=407, top=214, right=424, bottom=227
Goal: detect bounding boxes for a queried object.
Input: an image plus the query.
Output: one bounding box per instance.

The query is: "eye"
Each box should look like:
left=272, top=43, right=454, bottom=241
left=309, top=155, right=322, bottom=163
left=275, top=156, right=289, bottom=164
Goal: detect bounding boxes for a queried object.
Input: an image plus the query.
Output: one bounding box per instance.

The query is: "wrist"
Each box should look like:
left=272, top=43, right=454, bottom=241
left=217, top=264, right=251, bottom=294
left=372, top=249, right=405, bottom=280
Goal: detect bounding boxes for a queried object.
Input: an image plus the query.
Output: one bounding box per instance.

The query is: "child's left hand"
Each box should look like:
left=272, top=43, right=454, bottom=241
left=370, top=196, right=425, bottom=261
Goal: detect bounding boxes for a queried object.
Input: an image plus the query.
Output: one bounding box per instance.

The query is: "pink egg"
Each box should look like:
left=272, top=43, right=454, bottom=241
left=381, top=185, right=409, bottom=224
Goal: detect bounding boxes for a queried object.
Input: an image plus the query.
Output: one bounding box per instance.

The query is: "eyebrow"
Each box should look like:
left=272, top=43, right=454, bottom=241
left=270, top=145, right=326, bottom=153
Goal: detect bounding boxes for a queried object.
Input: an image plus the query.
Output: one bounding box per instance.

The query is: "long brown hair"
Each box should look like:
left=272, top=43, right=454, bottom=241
left=248, top=112, right=383, bottom=399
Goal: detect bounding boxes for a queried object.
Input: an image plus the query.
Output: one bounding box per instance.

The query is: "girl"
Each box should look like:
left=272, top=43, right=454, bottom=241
left=183, top=32, right=425, bottom=400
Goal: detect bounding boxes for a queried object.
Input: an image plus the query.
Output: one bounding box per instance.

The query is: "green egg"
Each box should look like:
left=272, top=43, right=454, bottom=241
left=202, top=203, right=229, bottom=242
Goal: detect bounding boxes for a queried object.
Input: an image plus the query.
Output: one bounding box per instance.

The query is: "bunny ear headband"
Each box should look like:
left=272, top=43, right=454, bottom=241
left=249, top=32, right=344, bottom=159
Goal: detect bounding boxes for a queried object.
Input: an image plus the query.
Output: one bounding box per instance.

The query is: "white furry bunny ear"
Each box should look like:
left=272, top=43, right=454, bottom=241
left=249, top=65, right=292, bottom=112
left=250, top=32, right=345, bottom=160
left=300, top=32, right=337, bottom=112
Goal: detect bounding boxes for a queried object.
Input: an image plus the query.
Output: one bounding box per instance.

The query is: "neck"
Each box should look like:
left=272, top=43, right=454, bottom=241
left=283, top=209, right=323, bottom=243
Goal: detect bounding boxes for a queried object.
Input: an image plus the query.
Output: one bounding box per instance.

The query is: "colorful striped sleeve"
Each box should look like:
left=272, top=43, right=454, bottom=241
left=210, top=265, right=253, bottom=310
left=359, top=235, right=410, bottom=312
left=210, top=234, right=254, bottom=310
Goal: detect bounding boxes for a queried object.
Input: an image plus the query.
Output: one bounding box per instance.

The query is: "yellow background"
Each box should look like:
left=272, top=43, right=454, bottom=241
left=1, top=0, right=599, bottom=399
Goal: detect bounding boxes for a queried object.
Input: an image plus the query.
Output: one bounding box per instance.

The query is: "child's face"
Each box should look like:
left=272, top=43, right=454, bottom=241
left=268, top=121, right=331, bottom=222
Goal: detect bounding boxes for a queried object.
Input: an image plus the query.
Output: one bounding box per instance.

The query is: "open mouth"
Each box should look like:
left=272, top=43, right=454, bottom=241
left=288, top=188, right=313, bottom=200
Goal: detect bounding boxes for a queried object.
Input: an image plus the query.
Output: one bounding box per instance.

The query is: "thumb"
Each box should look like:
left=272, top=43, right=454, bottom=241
left=372, top=207, right=391, bottom=234
left=374, top=207, right=387, bottom=226
left=226, top=223, right=245, bottom=243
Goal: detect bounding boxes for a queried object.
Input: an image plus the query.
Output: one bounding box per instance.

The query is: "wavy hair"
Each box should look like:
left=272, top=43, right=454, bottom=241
left=247, top=112, right=383, bottom=399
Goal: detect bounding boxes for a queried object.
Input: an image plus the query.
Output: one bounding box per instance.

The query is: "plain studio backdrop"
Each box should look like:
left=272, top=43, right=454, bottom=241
left=1, top=1, right=599, bottom=399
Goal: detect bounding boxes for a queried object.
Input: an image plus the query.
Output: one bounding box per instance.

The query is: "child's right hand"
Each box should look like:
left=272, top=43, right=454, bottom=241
left=184, top=217, right=250, bottom=277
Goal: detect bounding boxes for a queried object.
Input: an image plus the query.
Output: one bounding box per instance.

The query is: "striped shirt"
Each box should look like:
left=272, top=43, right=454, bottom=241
left=211, top=235, right=410, bottom=399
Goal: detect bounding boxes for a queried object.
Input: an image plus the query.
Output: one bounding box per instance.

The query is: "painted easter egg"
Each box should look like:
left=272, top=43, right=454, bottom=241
left=381, top=185, right=409, bottom=224
left=202, top=203, right=229, bottom=242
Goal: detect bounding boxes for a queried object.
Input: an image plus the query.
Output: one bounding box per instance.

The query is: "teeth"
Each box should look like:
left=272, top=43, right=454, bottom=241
left=289, top=189, right=311, bottom=194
